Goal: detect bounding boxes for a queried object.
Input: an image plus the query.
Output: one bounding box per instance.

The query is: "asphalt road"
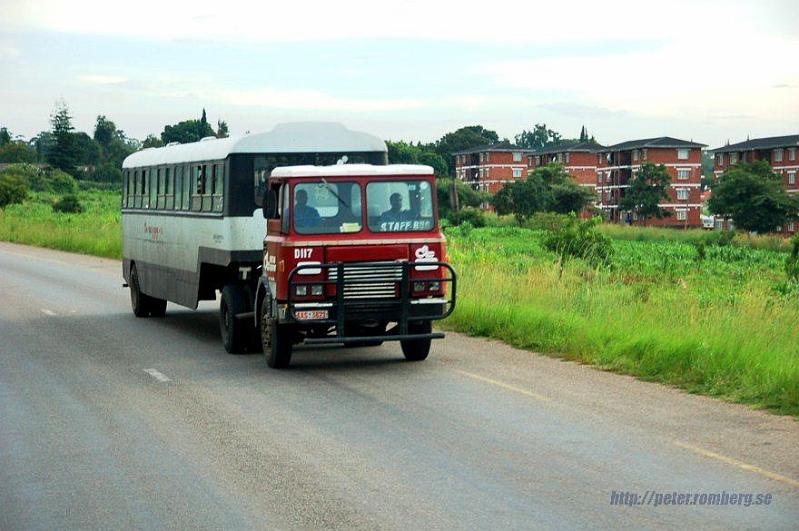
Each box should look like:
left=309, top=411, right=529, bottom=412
left=1, top=242, right=798, bottom=530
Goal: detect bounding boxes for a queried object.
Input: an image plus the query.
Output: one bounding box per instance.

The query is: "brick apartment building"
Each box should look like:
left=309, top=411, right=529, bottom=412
left=529, top=139, right=605, bottom=186
left=596, top=137, right=706, bottom=227
left=711, top=134, right=799, bottom=234
left=453, top=142, right=532, bottom=194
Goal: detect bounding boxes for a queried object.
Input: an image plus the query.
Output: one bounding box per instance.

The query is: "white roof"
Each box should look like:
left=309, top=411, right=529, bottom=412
left=271, top=164, right=434, bottom=178
left=122, top=122, right=387, bottom=169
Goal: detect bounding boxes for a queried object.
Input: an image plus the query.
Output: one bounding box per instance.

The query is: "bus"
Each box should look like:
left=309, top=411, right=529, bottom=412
left=121, top=122, right=387, bottom=352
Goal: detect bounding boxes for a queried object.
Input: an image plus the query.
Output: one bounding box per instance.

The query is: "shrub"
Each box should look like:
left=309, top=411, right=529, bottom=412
left=447, top=207, right=486, bottom=228
left=0, top=173, right=29, bottom=208
left=525, top=212, right=571, bottom=232
left=48, top=169, right=78, bottom=195
left=543, top=215, right=614, bottom=270
left=52, top=194, right=84, bottom=213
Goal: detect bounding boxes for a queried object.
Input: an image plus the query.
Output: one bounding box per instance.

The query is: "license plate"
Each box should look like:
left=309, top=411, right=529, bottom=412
left=295, top=310, right=328, bottom=320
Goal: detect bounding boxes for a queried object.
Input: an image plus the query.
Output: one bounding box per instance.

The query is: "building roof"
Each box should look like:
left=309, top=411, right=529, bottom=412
left=271, top=164, right=433, bottom=178
left=601, top=136, right=707, bottom=151
left=533, top=139, right=605, bottom=155
left=451, top=141, right=531, bottom=155
left=122, top=122, right=387, bottom=169
left=710, top=134, right=799, bottom=153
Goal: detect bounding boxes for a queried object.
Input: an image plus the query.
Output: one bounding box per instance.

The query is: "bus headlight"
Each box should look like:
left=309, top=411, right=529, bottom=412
left=295, top=285, right=308, bottom=296
left=413, top=281, right=425, bottom=292
left=428, top=281, right=441, bottom=292
left=311, top=285, right=323, bottom=296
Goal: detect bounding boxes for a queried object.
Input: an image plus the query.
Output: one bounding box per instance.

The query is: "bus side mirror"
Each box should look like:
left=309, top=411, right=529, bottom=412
left=264, top=189, right=278, bottom=219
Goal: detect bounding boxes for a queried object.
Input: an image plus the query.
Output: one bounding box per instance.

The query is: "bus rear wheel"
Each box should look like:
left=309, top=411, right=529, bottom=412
left=261, top=298, right=293, bottom=368
left=220, top=285, right=253, bottom=354
left=130, top=264, right=167, bottom=318
left=401, top=321, right=432, bottom=361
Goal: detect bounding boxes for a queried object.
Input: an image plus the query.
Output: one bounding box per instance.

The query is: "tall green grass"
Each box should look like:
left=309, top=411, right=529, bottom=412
left=0, top=191, right=121, bottom=258
left=444, top=226, right=799, bottom=415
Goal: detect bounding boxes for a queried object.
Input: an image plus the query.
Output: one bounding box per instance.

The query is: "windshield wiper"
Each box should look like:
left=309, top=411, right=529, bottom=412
left=320, top=177, right=349, bottom=209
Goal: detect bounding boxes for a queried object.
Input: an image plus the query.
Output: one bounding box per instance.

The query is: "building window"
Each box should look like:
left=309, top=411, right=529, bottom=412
left=677, top=148, right=689, bottom=160
left=789, top=222, right=796, bottom=232
left=677, top=188, right=689, bottom=200
left=789, top=171, right=796, bottom=185
left=775, top=148, right=783, bottom=162
left=536, top=155, right=542, bottom=166
left=676, top=209, right=687, bottom=221
left=716, top=153, right=724, bottom=165
left=512, top=168, right=523, bottom=178
left=789, top=148, right=797, bottom=161
left=633, top=149, right=639, bottom=161
left=642, top=149, right=648, bottom=160
left=677, top=168, right=691, bottom=180
left=512, top=152, right=522, bottom=162
left=730, top=152, right=738, bottom=165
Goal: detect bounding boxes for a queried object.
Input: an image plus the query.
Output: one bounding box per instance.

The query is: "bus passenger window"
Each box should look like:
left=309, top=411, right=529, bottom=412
left=142, top=169, right=149, bottom=208
left=182, top=165, right=191, bottom=210
left=149, top=168, right=158, bottom=209
left=213, top=163, right=223, bottom=213
left=173, top=166, right=181, bottom=210
left=191, top=165, right=204, bottom=211
left=202, top=163, right=212, bottom=212
left=165, top=167, right=173, bottom=209
left=156, top=168, right=164, bottom=209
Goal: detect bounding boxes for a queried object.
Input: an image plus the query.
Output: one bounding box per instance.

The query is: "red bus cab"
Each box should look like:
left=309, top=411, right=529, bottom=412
left=255, top=164, right=456, bottom=368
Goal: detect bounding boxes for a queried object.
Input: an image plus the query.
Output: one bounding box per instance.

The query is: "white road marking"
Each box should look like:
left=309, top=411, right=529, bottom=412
left=41, top=309, right=57, bottom=316
left=143, top=368, right=172, bottom=382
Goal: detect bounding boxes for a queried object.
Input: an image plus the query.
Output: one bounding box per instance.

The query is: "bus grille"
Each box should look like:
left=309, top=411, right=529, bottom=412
left=329, top=263, right=402, bottom=299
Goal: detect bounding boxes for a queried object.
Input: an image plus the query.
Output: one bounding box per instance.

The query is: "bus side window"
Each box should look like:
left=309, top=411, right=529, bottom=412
left=149, top=167, right=158, bottom=209
left=192, top=165, right=203, bottom=211
left=182, top=164, right=191, bottom=210
left=156, top=168, right=164, bottom=209
left=121, top=170, right=128, bottom=208
left=133, top=170, right=140, bottom=208
left=202, top=163, right=212, bottom=212
left=142, top=169, right=149, bottom=208
left=173, top=166, right=181, bottom=211
left=212, top=162, right=223, bottom=213
left=165, top=167, right=173, bottom=209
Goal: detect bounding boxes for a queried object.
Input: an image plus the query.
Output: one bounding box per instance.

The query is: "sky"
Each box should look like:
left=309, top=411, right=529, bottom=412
left=0, top=0, right=797, bottom=149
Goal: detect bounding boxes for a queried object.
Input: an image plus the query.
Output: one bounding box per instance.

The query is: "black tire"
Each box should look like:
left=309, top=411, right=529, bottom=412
left=130, top=264, right=166, bottom=318
left=220, top=285, right=252, bottom=354
left=261, top=296, right=293, bottom=368
left=401, top=321, right=432, bottom=361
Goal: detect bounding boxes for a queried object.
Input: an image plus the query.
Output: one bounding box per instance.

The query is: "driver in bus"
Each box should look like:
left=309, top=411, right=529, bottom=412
left=379, top=192, right=417, bottom=224
left=294, top=188, right=321, bottom=229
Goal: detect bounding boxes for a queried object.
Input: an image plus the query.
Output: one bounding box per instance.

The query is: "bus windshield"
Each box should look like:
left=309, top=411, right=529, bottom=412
left=292, top=181, right=362, bottom=234
left=366, top=180, right=434, bottom=233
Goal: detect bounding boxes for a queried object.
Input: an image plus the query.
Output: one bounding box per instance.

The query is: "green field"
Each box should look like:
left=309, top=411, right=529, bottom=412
left=2, top=190, right=798, bottom=415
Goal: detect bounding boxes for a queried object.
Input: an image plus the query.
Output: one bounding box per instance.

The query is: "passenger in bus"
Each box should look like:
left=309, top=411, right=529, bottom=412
left=294, top=189, right=321, bottom=229
left=379, top=192, right=417, bottom=223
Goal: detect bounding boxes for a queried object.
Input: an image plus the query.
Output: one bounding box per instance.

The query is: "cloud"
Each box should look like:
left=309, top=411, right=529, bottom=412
left=209, top=87, right=424, bottom=112
left=0, top=44, right=20, bottom=59
left=79, top=74, right=128, bottom=85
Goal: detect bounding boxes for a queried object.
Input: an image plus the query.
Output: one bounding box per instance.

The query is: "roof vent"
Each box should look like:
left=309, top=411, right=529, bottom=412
left=200, top=136, right=217, bottom=142
left=166, top=141, right=180, bottom=146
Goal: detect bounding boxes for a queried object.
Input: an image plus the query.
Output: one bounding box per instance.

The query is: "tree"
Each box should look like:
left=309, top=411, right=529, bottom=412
left=93, top=115, right=116, bottom=148
left=48, top=100, right=78, bottom=174
left=0, top=142, right=37, bottom=163
left=434, top=125, right=500, bottom=175
left=514, top=123, right=561, bottom=151
left=72, top=132, right=101, bottom=167
left=0, top=127, right=11, bottom=146
left=527, top=163, right=594, bottom=214
left=217, top=119, right=229, bottom=138
left=142, top=134, right=165, bottom=148
left=492, top=173, right=551, bottom=224
left=161, top=110, right=216, bottom=144
left=386, top=140, right=448, bottom=176
left=619, top=162, right=672, bottom=224
left=708, top=161, right=799, bottom=233
left=579, top=126, right=587, bottom=142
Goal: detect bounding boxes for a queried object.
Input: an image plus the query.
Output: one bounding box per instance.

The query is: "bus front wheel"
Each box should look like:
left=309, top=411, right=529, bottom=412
left=261, top=299, right=293, bottom=369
